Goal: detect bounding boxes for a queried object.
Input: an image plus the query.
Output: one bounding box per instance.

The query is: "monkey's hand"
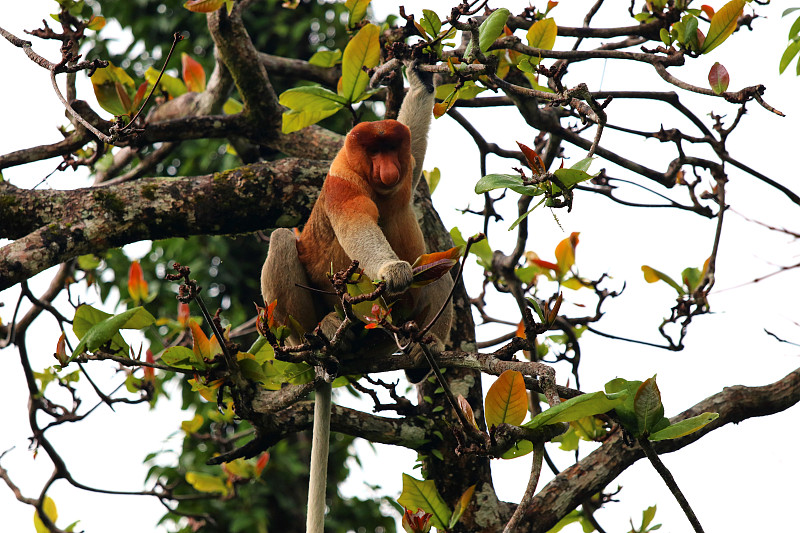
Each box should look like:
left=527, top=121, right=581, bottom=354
left=405, top=60, right=435, bottom=94
left=378, top=260, right=413, bottom=295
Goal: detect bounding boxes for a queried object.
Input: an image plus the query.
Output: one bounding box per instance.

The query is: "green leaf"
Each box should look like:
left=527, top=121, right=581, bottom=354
left=660, top=27, right=672, bottom=46
left=421, top=9, right=442, bottom=38
left=435, top=81, right=486, bottom=100
left=791, top=15, right=800, bottom=40
left=681, top=266, right=703, bottom=292
left=340, top=23, right=380, bottom=102
left=34, top=496, right=58, bottom=533
left=779, top=39, right=800, bottom=74
left=71, top=305, right=156, bottom=361
left=397, top=474, right=451, bottom=531
left=605, top=378, right=643, bottom=435
left=500, top=439, right=534, bottom=459
left=144, top=67, right=187, bottom=98
left=478, top=8, right=510, bottom=53
left=279, top=86, right=346, bottom=133
left=308, top=49, right=342, bottom=67
left=523, top=391, right=626, bottom=431
left=161, top=346, right=201, bottom=370
left=90, top=62, right=135, bottom=116
left=634, top=376, right=665, bottom=435
left=77, top=254, right=101, bottom=270
left=423, top=167, right=441, bottom=194
left=475, top=173, right=542, bottom=196
left=508, top=197, right=546, bottom=231
left=701, top=0, right=744, bottom=54
left=185, top=472, right=229, bottom=495
left=641, top=505, right=658, bottom=530
left=649, top=412, right=719, bottom=441
left=451, top=227, right=493, bottom=268
left=552, top=168, right=593, bottom=189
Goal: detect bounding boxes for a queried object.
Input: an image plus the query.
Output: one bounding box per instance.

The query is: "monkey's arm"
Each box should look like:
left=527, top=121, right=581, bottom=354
left=397, top=63, right=435, bottom=189
left=325, top=176, right=412, bottom=293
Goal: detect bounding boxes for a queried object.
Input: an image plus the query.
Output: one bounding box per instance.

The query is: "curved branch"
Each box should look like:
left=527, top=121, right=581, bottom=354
left=519, top=367, right=800, bottom=532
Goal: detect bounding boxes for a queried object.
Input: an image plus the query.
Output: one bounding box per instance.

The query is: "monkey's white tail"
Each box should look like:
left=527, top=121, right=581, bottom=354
left=306, top=382, right=332, bottom=533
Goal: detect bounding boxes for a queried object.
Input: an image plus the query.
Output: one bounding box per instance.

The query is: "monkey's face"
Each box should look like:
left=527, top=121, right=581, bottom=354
left=346, top=120, right=412, bottom=194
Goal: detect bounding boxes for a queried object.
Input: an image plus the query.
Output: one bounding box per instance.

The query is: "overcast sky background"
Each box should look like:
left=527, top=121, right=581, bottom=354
left=2, top=1, right=799, bottom=532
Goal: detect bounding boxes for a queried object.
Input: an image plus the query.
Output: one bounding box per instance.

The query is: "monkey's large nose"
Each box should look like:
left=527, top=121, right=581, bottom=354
left=371, top=152, right=401, bottom=187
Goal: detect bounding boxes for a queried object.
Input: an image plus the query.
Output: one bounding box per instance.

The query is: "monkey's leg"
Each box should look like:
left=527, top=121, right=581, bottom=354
left=260, top=228, right=318, bottom=344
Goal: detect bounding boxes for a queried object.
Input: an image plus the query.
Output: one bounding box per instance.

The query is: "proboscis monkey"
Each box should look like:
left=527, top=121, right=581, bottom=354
left=260, top=62, right=451, bottom=533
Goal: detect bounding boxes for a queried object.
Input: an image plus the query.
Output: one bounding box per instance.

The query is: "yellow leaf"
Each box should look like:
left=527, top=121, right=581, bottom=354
left=701, top=0, right=744, bottom=54
left=181, top=413, right=204, bottom=434
left=33, top=497, right=58, bottom=533
left=485, top=370, right=528, bottom=428
left=185, top=472, right=230, bottom=495
left=183, top=0, right=225, bottom=13
left=526, top=18, right=557, bottom=65
left=554, top=232, right=579, bottom=279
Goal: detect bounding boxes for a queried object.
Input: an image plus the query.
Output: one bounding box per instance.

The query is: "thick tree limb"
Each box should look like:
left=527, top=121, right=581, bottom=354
left=0, top=159, right=327, bottom=291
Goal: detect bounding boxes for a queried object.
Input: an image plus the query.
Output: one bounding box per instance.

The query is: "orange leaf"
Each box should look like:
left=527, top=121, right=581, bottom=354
left=181, top=53, right=206, bottom=93
left=457, top=394, right=479, bottom=428
left=485, top=370, right=528, bottom=428
left=700, top=4, right=715, bottom=19
left=554, top=232, right=579, bottom=279
left=515, top=321, right=526, bottom=339
left=516, top=141, right=546, bottom=176
left=189, top=320, right=221, bottom=362
left=255, top=452, right=270, bottom=476
left=411, top=248, right=461, bottom=287
left=433, top=102, right=449, bottom=118
left=54, top=332, right=68, bottom=366
left=127, top=260, right=148, bottom=303
left=178, top=302, right=191, bottom=327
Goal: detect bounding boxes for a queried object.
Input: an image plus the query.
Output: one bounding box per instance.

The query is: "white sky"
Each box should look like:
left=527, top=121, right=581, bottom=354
left=2, top=1, right=799, bottom=532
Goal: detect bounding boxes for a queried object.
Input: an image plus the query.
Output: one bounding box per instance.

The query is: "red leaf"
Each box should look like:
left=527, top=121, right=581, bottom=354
left=700, top=5, right=715, bottom=19
left=516, top=141, right=546, bottom=176
left=530, top=258, right=559, bottom=271
left=132, top=81, right=149, bottom=111
left=181, top=53, right=206, bottom=93
left=144, top=349, right=155, bottom=381
left=708, top=62, right=729, bottom=94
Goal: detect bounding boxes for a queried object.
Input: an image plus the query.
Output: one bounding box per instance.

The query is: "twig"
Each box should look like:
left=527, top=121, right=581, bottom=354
left=638, top=437, right=705, bottom=533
